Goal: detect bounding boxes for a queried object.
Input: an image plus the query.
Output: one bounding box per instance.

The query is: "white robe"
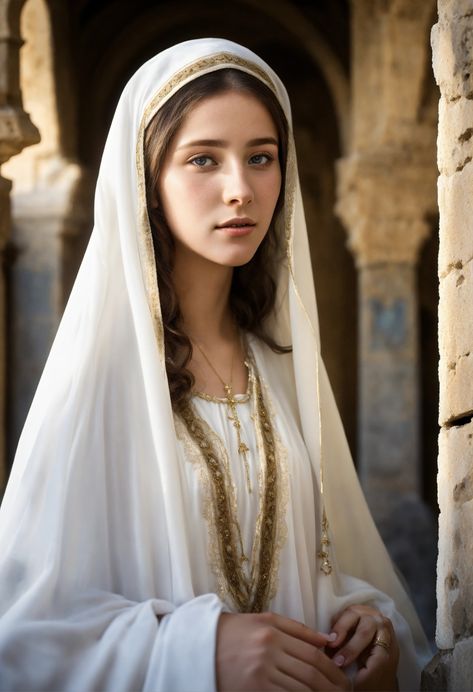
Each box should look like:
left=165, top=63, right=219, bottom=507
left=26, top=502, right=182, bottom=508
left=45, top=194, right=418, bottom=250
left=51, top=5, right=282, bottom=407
left=0, top=38, right=430, bottom=692
left=176, top=336, right=422, bottom=689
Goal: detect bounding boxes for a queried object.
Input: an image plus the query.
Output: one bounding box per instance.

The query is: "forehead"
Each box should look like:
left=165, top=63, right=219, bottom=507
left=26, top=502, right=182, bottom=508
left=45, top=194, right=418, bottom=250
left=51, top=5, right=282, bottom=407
left=174, top=90, right=278, bottom=140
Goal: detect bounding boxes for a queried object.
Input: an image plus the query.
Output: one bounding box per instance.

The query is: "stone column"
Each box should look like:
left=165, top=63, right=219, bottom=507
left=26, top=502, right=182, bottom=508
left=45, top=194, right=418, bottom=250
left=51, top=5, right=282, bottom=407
left=423, top=3, right=473, bottom=689
left=7, top=162, right=91, bottom=457
left=0, top=0, right=40, bottom=490
left=336, top=0, right=438, bottom=634
left=0, top=177, right=12, bottom=491
left=337, top=154, right=434, bottom=501
left=337, top=154, right=437, bottom=625
left=1, top=0, right=92, bottom=461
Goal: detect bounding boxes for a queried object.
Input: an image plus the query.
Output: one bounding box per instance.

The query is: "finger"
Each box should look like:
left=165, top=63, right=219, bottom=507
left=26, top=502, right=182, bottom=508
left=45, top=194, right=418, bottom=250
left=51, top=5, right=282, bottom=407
left=277, top=657, right=350, bottom=692
left=328, top=604, right=386, bottom=649
left=281, top=639, right=351, bottom=689
left=260, top=611, right=331, bottom=648
left=277, top=652, right=339, bottom=691
left=332, top=615, right=379, bottom=667
left=330, top=605, right=384, bottom=634
left=327, top=608, right=361, bottom=649
left=279, top=630, right=326, bottom=665
left=269, top=669, right=312, bottom=691
left=354, top=644, right=391, bottom=688
left=354, top=632, right=398, bottom=688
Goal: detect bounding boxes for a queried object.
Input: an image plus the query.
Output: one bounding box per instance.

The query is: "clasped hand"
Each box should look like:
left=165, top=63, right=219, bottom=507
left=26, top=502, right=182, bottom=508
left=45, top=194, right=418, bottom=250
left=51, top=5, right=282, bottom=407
left=327, top=604, right=399, bottom=691
left=216, top=605, right=399, bottom=691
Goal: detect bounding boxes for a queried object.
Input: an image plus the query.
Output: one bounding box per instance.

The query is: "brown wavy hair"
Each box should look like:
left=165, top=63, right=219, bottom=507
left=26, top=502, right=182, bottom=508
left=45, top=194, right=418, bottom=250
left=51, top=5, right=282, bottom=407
left=144, top=68, right=291, bottom=409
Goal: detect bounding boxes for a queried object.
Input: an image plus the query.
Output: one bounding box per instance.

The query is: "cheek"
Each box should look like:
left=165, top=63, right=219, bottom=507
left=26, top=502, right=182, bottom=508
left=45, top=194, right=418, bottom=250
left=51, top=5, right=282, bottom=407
left=160, top=172, right=212, bottom=226
left=260, top=170, right=282, bottom=214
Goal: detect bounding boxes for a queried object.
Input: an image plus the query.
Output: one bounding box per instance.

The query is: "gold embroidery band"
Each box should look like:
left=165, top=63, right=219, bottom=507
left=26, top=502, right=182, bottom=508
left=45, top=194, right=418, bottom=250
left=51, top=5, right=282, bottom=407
left=251, top=371, right=279, bottom=612
left=179, top=366, right=278, bottom=613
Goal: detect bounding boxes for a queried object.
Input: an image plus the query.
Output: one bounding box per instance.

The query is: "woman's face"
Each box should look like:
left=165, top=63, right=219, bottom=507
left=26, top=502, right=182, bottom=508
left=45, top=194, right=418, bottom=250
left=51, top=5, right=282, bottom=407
left=157, top=89, right=282, bottom=269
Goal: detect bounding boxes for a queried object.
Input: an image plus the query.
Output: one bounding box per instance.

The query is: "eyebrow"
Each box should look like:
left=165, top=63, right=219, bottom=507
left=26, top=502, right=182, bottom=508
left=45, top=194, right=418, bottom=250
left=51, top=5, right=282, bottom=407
left=176, top=137, right=279, bottom=150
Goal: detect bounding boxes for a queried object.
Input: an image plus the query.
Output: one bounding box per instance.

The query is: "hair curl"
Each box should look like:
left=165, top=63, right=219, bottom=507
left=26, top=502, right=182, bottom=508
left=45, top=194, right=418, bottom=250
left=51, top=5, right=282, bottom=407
left=144, top=68, right=291, bottom=409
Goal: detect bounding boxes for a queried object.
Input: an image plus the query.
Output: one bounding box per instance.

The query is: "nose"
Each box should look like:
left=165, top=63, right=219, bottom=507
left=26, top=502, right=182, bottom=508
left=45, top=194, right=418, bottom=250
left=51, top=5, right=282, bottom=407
left=222, top=162, right=253, bottom=206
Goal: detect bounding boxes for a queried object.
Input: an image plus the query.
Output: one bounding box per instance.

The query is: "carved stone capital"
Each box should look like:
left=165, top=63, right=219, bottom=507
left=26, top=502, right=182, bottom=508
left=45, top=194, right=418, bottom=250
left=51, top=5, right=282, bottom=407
left=0, top=104, right=40, bottom=164
left=335, top=152, right=437, bottom=266
left=0, top=0, right=40, bottom=164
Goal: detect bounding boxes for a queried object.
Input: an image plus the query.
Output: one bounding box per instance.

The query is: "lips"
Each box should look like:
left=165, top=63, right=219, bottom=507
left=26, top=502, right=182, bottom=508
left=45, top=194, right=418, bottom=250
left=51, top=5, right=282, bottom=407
left=216, top=217, right=256, bottom=229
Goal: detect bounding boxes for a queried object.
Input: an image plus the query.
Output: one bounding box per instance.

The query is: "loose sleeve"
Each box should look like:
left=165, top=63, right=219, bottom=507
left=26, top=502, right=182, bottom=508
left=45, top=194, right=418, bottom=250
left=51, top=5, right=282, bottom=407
left=0, top=590, right=226, bottom=692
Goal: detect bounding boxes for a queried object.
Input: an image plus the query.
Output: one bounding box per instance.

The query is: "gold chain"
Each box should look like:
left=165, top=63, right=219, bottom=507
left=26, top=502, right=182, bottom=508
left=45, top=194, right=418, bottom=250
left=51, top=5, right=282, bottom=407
left=193, top=339, right=253, bottom=494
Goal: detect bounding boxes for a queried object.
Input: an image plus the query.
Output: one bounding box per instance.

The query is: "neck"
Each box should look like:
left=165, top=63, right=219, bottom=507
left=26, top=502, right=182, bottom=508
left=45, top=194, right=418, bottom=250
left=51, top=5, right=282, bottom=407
left=173, top=250, right=235, bottom=343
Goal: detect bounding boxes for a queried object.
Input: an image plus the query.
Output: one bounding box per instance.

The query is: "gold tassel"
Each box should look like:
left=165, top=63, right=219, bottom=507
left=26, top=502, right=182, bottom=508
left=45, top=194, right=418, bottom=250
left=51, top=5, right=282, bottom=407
left=317, top=508, right=332, bottom=575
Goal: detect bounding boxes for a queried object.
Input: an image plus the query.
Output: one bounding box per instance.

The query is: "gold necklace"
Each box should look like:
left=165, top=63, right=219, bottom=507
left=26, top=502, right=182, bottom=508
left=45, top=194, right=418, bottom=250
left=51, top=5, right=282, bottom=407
left=179, top=355, right=281, bottom=612
left=193, top=339, right=253, bottom=494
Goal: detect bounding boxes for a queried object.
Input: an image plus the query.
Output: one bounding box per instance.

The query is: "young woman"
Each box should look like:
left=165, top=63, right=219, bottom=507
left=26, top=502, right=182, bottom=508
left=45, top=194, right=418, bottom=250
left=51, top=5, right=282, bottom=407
left=0, top=38, right=429, bottom=691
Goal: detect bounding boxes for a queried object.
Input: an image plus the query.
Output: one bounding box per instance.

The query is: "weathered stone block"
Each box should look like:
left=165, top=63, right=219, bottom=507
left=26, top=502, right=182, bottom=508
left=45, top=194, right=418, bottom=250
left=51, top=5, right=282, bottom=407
left=438, top=164, right=473, bottom=277
left=437, top=97, right=473, bottom=176
left=451, top=636, right=473, bottom=691
left=422, top=650, right=452, bottom=691
left=439, top=259, right=473, bottom=423
left=437, top=422, right=473, bottom=650
left=423, top=638, right=473, bottom=691
left=440, top=352, right=473, bottom=426
left=432, top=7, right=473, bottom=102
left=439, top=256, right=473, bottom=350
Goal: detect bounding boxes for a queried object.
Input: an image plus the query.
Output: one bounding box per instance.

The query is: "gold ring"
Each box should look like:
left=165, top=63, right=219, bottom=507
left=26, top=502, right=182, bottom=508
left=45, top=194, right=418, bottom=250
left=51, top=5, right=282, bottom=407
left=373, top=635, right=391, bottom=653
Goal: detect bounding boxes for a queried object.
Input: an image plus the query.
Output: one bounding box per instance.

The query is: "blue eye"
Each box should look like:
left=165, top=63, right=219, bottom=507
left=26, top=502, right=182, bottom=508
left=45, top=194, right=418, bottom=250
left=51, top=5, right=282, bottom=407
left=190, top=156, right=214, bottom=167
left=249, top=153, right=273, bottom=166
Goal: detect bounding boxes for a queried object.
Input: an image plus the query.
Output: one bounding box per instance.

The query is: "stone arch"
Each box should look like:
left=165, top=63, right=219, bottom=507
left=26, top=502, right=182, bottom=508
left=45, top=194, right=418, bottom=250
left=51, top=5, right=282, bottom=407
left=78, top=1, right=350, bottom=164
left=3, top=0, right=91, bottom=466
left=241, top=0, right=351, bottom=153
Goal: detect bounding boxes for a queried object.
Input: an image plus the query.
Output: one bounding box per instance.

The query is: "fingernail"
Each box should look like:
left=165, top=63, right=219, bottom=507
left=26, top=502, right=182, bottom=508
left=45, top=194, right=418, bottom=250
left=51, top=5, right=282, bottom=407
left=328, top=632, right=337, bottom=641
left=334, top=654, right=345, bottom=667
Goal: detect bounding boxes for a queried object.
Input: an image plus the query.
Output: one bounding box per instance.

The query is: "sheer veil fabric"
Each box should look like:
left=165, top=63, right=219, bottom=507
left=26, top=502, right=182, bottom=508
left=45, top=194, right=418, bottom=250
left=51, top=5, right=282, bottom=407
left=0, top=38, right=430, bottom=690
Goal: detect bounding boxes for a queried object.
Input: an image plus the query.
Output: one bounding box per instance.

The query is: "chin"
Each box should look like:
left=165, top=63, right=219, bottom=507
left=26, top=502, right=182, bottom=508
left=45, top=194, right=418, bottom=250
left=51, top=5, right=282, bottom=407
left=222, top=249, right=260, bottom=268
left=216, top=241, right=264, bottom=268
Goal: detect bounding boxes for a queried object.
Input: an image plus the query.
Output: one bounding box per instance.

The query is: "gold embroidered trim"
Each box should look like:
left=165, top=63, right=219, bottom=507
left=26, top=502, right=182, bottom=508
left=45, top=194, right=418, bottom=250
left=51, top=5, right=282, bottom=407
left=193, top=391, right=250, bottom=405
left=251, top=369, right=289, bottom=604
left=176, top=356, right=286, bottom=612
left=175, top=410, right=245, bottom=605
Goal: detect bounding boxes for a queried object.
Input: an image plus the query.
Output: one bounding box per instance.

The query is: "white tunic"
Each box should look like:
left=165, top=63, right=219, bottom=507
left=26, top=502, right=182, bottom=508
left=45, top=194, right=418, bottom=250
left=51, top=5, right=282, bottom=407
left=173, top=337, right=421, bottom=688
left=177, top=342, right=318, bottom=625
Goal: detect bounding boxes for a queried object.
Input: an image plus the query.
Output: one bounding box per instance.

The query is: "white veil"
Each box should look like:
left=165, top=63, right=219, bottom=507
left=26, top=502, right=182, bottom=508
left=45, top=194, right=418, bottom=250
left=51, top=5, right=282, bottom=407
left=0, top=38, right=429, bottom=691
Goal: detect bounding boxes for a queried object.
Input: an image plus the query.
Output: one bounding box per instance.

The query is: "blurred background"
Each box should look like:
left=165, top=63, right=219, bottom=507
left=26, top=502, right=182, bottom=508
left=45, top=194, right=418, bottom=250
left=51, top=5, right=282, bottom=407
left=0, top=0, right=440, bottom=642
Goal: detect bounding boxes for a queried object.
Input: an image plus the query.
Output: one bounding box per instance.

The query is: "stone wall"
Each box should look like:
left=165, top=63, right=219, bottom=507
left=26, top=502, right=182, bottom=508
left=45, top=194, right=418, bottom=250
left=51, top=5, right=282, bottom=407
left=424, top=1, right=473, bottom=689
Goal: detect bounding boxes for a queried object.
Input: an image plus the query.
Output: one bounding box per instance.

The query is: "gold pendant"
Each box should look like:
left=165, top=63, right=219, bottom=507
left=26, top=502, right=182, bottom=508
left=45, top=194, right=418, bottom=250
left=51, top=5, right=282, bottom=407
left=317, top=510, right=332, bottom=575
left=238, top=441, right=250, bottom=455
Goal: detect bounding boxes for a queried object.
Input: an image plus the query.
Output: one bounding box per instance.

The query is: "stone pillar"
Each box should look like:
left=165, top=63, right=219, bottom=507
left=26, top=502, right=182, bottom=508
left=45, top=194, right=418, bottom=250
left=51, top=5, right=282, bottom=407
left=0, top=177, right=12, bottom=491
left=336, top=0, right=438, bottom=635
left=337, top=155, right=438, bottom=628
left=1, top=0, right=91, bottom=461
left=337, top=155, right=434, bottom=501
left=423, top=2, right=473, bottom=689
left=7, top=161, right=91, bottom=457
left=0, top=0, right=40, bottom=490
